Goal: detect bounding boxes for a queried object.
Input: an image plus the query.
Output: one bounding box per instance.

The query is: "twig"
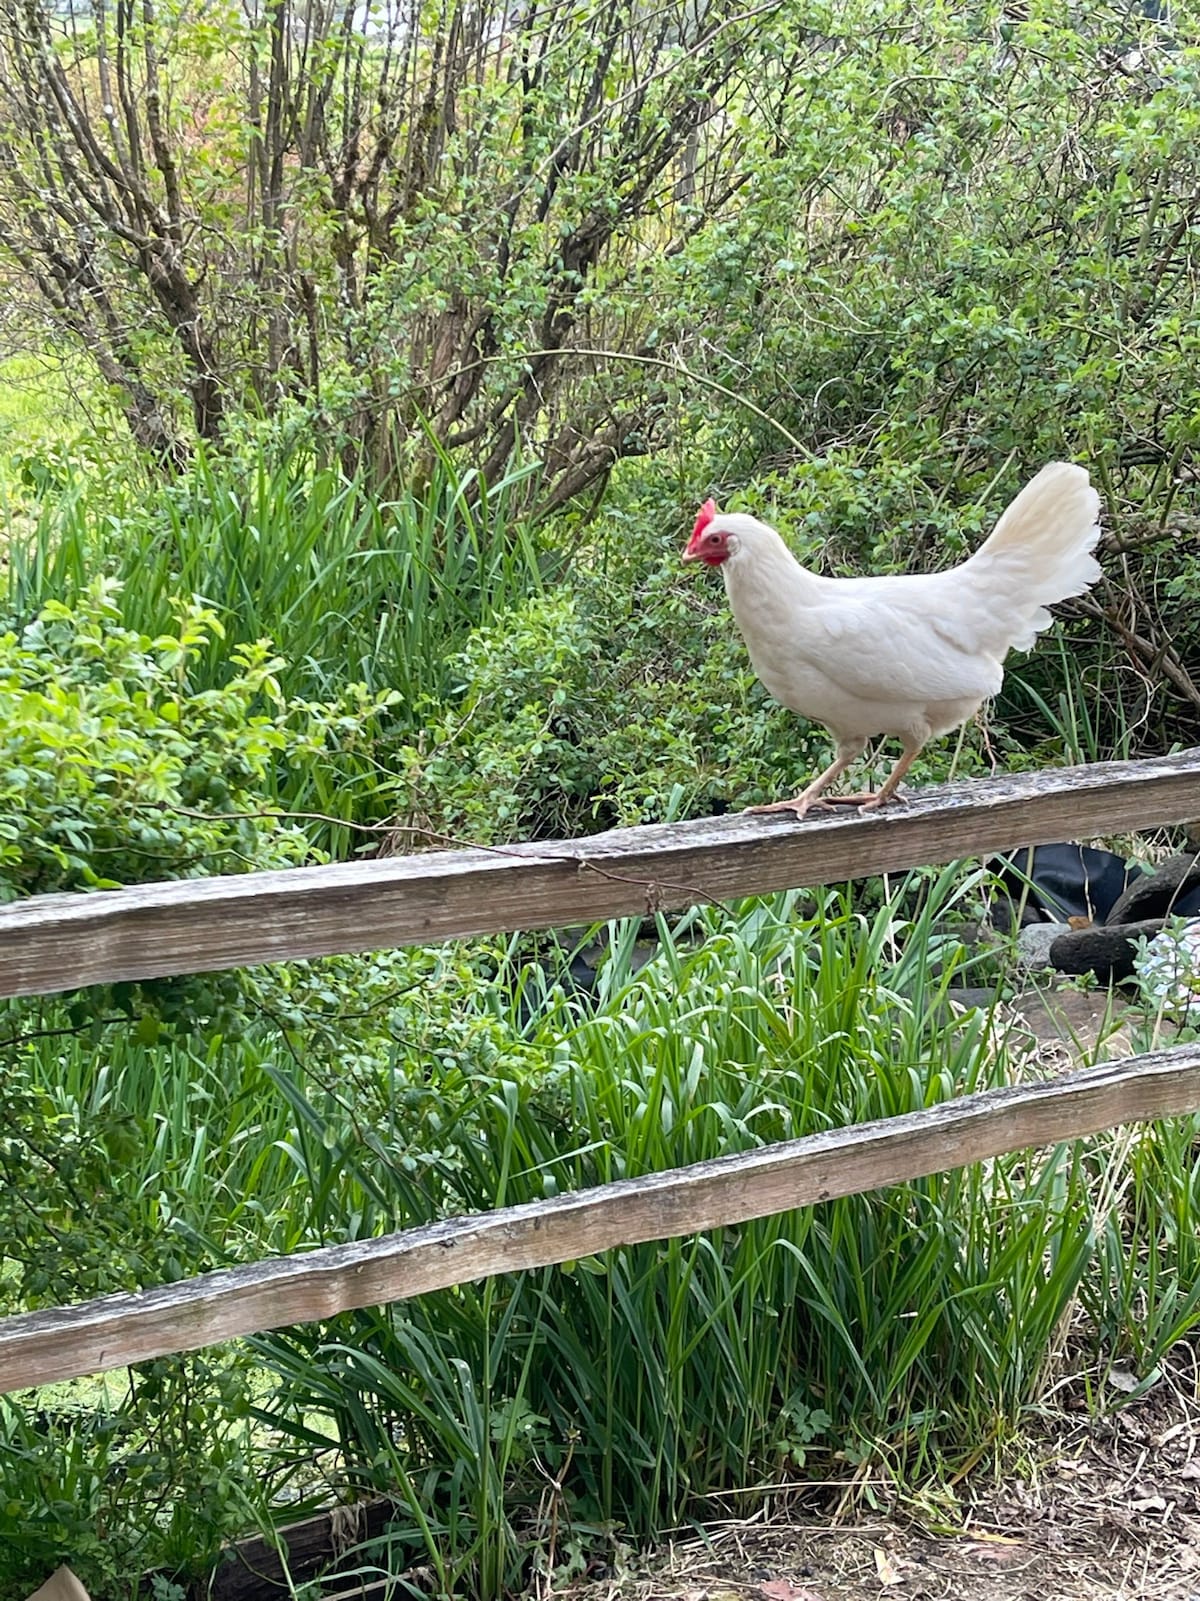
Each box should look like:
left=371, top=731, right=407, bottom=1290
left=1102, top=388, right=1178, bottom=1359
left=401, top=345, right=815, bottom=459
left=0, top=1015, right=127, bottom=1051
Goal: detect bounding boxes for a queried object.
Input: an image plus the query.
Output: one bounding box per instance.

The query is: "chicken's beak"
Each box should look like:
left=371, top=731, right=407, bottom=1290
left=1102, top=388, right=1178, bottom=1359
left=681, top=533, right=703, bottom=562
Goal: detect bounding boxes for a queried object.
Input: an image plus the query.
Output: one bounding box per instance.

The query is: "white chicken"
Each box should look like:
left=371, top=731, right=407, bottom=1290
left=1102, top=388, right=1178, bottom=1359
left=682, top=463, right=1102, bottom=817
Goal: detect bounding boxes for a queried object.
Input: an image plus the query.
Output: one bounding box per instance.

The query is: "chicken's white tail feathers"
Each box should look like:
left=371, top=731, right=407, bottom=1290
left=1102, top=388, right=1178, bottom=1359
left=964, top=462, right=1102, bottom=653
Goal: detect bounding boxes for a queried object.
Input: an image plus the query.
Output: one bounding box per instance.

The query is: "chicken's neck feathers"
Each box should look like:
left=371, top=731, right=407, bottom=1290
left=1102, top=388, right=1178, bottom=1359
left=718, top=515, right=824, bottom=616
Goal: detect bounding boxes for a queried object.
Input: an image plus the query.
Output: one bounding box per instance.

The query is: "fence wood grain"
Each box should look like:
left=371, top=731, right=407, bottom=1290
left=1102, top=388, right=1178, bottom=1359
left=0, top=750, right=1197, bottom=999
left=3, top=1041, right=1198, bottom=1393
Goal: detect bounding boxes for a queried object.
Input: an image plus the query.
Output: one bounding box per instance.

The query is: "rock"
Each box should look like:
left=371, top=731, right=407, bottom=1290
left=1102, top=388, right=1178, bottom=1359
left=943, top=983, right=1146, bottom=1056
left=1104, top=852, right=1200, bottom=926
left=1016, top=922, right=1064, bottom=971
left=1049, top=919, right=1168, bottom=983
left=1008, top=986, right=1136, bottom=1051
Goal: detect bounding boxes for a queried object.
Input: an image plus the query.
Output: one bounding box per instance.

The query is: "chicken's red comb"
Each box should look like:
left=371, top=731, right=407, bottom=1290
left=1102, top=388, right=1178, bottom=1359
left=691, top=498, right=717, bottom=540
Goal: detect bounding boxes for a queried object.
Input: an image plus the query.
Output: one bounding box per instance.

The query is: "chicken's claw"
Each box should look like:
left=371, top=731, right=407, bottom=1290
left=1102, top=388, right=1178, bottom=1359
left=744, top=788, right=909, bottom=819
left=821, top=792, right=909, bottom=811
left=742, top=796, right=835, bottom=820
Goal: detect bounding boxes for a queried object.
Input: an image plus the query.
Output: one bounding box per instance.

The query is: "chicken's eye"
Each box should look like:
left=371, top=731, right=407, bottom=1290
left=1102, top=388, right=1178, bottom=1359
left=706, top=532, right=720, bottom=544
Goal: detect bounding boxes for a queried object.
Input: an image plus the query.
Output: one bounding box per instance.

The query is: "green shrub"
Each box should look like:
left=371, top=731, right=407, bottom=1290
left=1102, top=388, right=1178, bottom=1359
left=0, top=1351, right=260, bottom=1599
left=388, top=563, right=1013, bottom=842
left=0, top=579, right=399, bottom=1051
left=0, top=577, right=397, bottom=899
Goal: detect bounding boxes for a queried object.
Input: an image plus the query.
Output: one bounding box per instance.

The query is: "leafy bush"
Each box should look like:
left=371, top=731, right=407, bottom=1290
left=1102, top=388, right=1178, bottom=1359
left=0, top=581, right=312, bottom=898
left=0, top=579, right=400, bottom=1051
left=0, top=1352, right=261, bottom=1599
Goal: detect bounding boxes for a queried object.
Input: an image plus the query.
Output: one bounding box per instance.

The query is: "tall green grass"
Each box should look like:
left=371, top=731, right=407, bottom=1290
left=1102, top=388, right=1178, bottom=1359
left=4, top=442, right=547, bottom=708
left=24, top=1030, right=311, bottom=1259
left=233, top=881, right=1200, bottom=1594
left=6, top=877, right=1200, bottom=1595
left=1004, top=633, right=1150, bottom=766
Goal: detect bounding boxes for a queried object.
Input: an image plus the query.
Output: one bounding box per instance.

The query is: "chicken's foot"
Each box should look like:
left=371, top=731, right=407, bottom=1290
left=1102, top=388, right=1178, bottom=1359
left=743, top=794, right=837, bottom=819
left=744, top=740, right=920, bottom=819
left=743, top=740, right=867, bottom=819
left=818, top=790, right=908, bottom=809
left=825, top=744, right=921, bottom=810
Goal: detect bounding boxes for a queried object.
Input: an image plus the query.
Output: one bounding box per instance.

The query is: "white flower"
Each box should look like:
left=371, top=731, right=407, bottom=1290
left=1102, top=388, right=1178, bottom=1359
left=1135, top=918, right=1200, bottom=1017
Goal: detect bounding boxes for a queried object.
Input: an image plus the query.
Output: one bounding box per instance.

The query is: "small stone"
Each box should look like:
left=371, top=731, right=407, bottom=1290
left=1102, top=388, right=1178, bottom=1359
left=1016, top=922, right=1064, bottom=971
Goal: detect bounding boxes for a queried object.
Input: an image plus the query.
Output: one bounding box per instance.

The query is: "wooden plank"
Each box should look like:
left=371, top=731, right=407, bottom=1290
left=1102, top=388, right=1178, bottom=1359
left=2, top=1041, right=1198, bottom=1393
left=0, top=751, right=1197, bottom=999
left=201, top=1500, right=396, bottom=1601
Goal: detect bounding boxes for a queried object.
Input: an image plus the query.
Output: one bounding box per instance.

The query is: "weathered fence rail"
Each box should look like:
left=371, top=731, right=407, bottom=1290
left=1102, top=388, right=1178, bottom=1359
left=2, top=1043, right=1198, bottom=1394
left=0, top=750, right=1197, bottom=1000
left=1, top=751, right=1199, bottom=1394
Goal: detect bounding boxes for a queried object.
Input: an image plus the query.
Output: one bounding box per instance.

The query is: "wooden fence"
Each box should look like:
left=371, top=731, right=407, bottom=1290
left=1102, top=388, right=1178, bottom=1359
left=1, top=751, right=1199, bottom=1395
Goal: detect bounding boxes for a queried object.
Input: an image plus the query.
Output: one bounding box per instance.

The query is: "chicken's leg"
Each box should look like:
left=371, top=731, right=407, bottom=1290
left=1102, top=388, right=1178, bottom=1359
left=819, top=740, right=922, bottom=811
left=744, top=738, right=867, bottom=819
